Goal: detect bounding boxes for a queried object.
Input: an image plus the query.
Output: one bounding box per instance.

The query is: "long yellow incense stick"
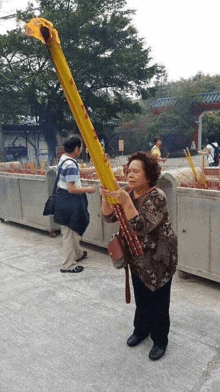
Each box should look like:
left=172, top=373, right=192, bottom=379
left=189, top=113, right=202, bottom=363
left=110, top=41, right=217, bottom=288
left=25, top=18, right=117, bottom=204
left=25, top=17, right=144, bottom=259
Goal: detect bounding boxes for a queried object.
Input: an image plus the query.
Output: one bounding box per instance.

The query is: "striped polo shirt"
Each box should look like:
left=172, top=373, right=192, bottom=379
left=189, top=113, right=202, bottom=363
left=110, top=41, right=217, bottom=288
left=57, top=154, right=82, bottom=190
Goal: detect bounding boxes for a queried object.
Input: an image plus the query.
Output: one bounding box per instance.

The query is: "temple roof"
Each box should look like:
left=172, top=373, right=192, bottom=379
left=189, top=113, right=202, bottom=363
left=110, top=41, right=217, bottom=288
left=150, top=91, right=220, bottom=109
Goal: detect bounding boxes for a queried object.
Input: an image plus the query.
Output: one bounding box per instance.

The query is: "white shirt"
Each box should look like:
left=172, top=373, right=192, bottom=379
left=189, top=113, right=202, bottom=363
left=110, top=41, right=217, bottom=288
left=206, top=142, right=218, bottom=164
left=57, top=154, right=82, bottom=190
left=151, top=145, right=161, bottom=158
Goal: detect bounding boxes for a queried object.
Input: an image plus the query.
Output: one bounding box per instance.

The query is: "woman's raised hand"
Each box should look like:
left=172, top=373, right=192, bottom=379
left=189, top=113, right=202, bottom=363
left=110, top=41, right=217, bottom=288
left=109, top=185, right=131, bottom=206
left=99, top=185, right=110, bottom=200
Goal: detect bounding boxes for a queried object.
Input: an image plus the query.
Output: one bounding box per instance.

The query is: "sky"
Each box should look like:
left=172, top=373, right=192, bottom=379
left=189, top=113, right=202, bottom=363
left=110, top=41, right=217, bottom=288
left=0, top=0, right=220, bottom=82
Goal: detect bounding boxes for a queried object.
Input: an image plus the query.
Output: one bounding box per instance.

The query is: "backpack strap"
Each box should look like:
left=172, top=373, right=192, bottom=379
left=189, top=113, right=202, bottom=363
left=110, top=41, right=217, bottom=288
left=210, top=143, right=217, bottom=161
left=118, top=227, right=131, bottom=304
left=52, top=158, right=78, bottom=195
left=125, top=266, right=131, bottom=304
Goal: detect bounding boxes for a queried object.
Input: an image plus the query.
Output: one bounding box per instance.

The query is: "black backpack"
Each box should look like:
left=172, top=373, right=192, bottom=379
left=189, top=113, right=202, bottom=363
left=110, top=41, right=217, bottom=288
left=210, top=143, right=219, bottom=166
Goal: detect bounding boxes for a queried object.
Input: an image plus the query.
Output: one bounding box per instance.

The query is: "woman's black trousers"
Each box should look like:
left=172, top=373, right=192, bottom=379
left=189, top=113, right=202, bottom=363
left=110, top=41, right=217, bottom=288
left=131, top=274, right=172, bottom=347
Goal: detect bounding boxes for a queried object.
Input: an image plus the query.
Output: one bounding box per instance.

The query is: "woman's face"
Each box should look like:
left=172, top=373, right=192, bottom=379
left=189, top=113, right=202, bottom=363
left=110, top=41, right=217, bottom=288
left=156, top=139, right=162, bottom=148
left=127, top=159, right=149, bottom=191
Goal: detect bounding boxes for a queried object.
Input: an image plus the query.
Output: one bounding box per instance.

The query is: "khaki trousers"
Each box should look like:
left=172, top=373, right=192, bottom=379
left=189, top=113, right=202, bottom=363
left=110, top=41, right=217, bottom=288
left=60, top=225, right=83, bottom=270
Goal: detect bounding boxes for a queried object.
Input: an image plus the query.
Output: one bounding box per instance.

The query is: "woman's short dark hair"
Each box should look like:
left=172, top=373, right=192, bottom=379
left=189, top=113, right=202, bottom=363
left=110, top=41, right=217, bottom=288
left=127, top=151, right=161, bottom=187
left=154, top=136, right=162, bottom=144
left=63, top=134, right=82, bottom=153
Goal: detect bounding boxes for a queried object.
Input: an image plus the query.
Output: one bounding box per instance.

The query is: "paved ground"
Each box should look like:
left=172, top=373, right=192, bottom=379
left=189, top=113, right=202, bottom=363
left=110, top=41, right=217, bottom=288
left=110, top=154, right=203, bottom=171
left=1, top=211, right=220, bottom=392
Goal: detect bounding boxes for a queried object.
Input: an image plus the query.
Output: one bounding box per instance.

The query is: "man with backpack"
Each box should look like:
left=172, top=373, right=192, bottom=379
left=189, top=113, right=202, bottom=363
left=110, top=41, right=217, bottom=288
left=198, top=135, right=219, bottom=166
left=54, top=134, right=96, bottom=273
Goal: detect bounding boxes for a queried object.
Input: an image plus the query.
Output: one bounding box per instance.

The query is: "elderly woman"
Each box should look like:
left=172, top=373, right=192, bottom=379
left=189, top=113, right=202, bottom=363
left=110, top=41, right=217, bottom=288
left=100, top=152, right=177, bottom=361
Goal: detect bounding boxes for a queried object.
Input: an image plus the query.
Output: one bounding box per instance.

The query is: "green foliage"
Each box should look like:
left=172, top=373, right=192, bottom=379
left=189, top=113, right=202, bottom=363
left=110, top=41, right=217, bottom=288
left=145, top=111, right=194, bottom=153
left=115, top=113, right=152, bottom=154
left=153, top=73, right=220, bottom=151
left=122, top=72, right=220, bottom=153
left=0, top=0, right=160, bottom=159
left=203, top=112, right=220, bottom=144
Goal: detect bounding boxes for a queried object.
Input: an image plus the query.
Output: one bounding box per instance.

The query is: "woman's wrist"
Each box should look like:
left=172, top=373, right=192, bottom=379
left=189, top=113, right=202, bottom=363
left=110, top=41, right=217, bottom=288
left=123, top=201, right=138, bottom=220
left=101, top=203, right=113, bottom=216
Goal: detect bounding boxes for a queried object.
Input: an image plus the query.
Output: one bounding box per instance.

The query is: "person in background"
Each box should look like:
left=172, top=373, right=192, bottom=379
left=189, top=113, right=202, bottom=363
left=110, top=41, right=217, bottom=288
left=122, top=163, right=128, bottom=177
left=151, top=137, right=167, bottom=163
left=190, top=141, right=196, bottom=151
left=100, top=139, right=105, bottom=152
left=198, top=136, right=219, bottom=167
left=54, top=134, right=95, bottom=273
left=100, top=152, right=177, bottom=361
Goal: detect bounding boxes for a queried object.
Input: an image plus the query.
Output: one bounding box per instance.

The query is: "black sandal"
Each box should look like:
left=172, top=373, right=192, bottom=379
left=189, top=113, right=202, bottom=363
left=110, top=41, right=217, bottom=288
left=60, top=266, right=84, bottom=273
left=76, top=251, right=87, bottom=262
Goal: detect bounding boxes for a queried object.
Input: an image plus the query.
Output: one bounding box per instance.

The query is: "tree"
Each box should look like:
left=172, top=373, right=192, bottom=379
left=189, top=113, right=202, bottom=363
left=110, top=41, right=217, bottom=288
left=0, top=0, right=161, bottom=161
left=117, top=86, right=203, bottom=154
left=203, top=112, right=220, bottom=144
left=144, top=87, right=203, bottom=153
left=137, top=73, right=220, bottom=153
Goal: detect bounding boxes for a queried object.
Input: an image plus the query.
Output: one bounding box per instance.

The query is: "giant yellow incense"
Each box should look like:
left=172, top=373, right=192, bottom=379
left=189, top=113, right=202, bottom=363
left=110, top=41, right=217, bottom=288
left=25, top=18, right=118, bottom=204
left=24, top=19, right=145, bottom=287
left=25, top=18, right=144, bottom=261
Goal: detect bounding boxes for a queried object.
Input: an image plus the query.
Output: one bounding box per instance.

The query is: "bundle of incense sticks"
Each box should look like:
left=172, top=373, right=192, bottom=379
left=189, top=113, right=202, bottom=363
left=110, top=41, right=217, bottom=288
left=183, top=147, right=200, bottom=182
left=201, top=156, right=208, bottom=188
left=25, top=18, right=144, bottom=257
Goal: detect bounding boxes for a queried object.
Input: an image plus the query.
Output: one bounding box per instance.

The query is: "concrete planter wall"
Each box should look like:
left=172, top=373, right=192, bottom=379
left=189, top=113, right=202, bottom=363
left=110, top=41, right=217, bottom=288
left=0, top=169, right=122, bottom=244
left=157, top=167, right=201, bottom=234
left=0, top=166, right=196, bottom=241
left=0, top=170, right=60, bottom=234
left=0, top=166, right=203, bottom=249
left=177, top=186, right=220, bottom=282
left=0, top=162, right=22, bottom=171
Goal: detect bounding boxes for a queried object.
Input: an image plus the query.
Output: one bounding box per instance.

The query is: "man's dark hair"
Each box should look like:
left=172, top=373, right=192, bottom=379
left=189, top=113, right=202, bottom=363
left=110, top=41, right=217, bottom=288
left=154, top=136, right=162, bottom=144
left=63, top=134, right=82, bottom=153
left=206, top=134, right=215, bottom=144
left=127, top=151, right=161, bottom=187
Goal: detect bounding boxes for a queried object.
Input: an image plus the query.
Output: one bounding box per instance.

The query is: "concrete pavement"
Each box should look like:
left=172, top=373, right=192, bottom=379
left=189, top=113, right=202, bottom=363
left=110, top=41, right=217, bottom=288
left=1, top=217, right=220, bottom=392
left=110, top=154, right=204, bottom=171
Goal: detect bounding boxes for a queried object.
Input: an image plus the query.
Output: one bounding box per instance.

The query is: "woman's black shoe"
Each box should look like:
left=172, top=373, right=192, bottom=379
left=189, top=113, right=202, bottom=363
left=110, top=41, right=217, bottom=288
left=127, top=334, right=146, bottom=347
left=149, top=345, right=167, bottom=360
left=76, top=251, right=87, bottom=262
left=60, top=266, right=84, bottom=273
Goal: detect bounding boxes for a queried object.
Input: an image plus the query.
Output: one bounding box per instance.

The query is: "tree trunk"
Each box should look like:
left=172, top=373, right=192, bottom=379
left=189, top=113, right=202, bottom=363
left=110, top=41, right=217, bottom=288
left=38, top=107, right=57, bottom=164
